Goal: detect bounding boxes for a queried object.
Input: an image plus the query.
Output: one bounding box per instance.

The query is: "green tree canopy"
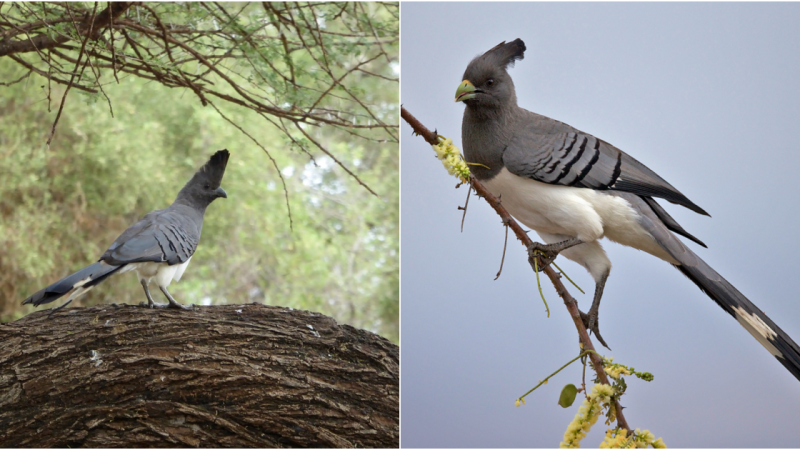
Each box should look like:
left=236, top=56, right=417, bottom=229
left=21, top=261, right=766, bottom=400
left=0, top=2, right=398, bottom=342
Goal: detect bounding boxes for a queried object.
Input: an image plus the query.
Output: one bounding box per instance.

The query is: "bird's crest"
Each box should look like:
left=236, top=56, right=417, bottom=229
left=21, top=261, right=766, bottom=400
left=480, top=38, right=526, bottom=70
left=194, top=149, right=229, bottom=189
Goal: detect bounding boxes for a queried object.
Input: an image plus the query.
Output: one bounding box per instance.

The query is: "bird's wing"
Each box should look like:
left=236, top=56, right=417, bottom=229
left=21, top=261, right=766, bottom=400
left=101, top=209, right=199, bottom=266
left=502, top=113, right=708, bottom=216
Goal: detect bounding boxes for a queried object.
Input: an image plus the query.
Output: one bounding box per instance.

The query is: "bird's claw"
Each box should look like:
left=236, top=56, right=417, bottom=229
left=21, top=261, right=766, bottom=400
left=527, top=243, right=559, bottom=271
left=143, top=301, right=169, bottom=309
left=579, top=309, right=611, bottom=350
left=168, top=302, right=194, bottom=311
left=141, top=299, right=193, bottom=310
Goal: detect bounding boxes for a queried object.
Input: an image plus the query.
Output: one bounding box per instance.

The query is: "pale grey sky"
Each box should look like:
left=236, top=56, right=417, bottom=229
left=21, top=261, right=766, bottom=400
left=401, top=2, right=800, bottom=447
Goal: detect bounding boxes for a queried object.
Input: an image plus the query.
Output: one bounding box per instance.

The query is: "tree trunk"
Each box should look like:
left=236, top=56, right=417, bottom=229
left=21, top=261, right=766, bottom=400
left=0, top=304, right=399, bottom=447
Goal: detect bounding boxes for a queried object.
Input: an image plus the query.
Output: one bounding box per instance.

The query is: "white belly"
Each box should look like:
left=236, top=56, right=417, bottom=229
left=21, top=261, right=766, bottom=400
left=483, top=168, right=676, bottom=264
left=121, top=257, right=192, bottom=288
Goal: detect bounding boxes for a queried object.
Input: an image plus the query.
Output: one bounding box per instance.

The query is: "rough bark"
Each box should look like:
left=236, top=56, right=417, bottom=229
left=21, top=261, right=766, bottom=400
left=0, top=303, right=399, bottom=448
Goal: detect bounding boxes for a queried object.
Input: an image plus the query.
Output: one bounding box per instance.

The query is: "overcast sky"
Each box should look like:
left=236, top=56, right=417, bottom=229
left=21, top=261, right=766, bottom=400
left=400, top=3, right=800, bottom=448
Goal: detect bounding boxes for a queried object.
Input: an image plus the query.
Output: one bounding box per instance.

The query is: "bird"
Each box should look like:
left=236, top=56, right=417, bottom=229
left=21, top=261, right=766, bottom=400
left=454, top=38, right=800, bottom=381
left=23, top=149, right=230, bottom=313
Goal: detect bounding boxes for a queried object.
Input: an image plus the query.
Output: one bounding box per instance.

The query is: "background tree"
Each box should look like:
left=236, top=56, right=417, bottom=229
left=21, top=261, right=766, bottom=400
left=0, top=2, right=399, bottom=342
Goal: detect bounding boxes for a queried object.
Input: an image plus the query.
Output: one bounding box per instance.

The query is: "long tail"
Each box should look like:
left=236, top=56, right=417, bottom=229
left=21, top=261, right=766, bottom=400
left=629, top=195, right=800, bottom=381
left=675, top=256, right=800, bottom=381
left=23, top=261, right=122, bottom=307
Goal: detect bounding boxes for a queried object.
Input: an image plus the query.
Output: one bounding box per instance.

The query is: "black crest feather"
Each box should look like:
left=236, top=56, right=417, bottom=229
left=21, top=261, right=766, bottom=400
left=195, top=149, right=229, bottom=189
left=481, top=38, right=526, bottom=70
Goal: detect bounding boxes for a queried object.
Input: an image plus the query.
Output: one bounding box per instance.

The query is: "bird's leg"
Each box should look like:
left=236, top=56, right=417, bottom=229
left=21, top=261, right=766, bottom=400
left=527, top=237, right=583, bottom=271
left=47, top=298, right=74, bottom=317
left=578, top=271, right=611, bottom=350
left=159, top=286, right=193, bottom=310
left=140, top=279, right=167, bottom=308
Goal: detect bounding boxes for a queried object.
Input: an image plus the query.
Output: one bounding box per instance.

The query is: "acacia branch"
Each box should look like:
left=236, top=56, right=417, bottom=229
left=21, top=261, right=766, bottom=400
left=401, top=106, right=631, bottom=432
left=0, top=2, right=132, bottom=57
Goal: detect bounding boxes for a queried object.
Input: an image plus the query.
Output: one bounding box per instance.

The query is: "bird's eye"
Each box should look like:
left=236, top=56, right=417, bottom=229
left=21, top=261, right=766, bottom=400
left=486, top=79, right=495, bottom=87
left=204, top=183, right=210, bottom=189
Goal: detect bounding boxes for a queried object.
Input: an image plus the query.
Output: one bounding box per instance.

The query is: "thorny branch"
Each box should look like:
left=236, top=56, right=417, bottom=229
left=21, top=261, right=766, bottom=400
left=0, top=2, right=398, bottom=210
left=401, top=106, right=631, bottom=433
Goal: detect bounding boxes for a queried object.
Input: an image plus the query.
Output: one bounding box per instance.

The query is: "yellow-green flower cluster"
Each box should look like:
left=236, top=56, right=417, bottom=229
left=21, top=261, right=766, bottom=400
left=605, top=365, right=632, bottom=380
left=560, top=398, right=600, bottom=448
left=600, top=429, right=631, bottom=448
left=599, top=428, right=666, bottom=448
left=589, top=383, right=616, bottom=404
left=600, top=356, right=654, bottom=383
left=560, top=384, right=616, bottom=448
left=514, top=398, right=526, bottom=407
left=602, top=356, right=632, bottom=380
left=432, top=137, right=470, bottom=182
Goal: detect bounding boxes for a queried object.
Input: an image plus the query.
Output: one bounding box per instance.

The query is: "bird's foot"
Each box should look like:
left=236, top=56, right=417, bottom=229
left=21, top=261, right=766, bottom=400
left=47, top=299, right=74, bottom=317
left=527, top=244, right=558, bottom=271
left=527, top=238, right=582, bottom=271
left=141, top=300, right=170, bottom=309
left=579, top=308, right=610, bottom=350
left=167, top=301, right=195, bottom=310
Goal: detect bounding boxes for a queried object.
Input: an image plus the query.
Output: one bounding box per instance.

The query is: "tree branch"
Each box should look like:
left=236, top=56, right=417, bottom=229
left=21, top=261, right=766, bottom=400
left=0, top=304, right=399, bottom=447
left=0, top=2, right=132, bottom=57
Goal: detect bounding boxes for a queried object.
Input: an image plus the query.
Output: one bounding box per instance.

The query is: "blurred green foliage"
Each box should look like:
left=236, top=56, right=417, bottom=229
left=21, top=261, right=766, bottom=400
left=0, top=5, right=398, bottom=341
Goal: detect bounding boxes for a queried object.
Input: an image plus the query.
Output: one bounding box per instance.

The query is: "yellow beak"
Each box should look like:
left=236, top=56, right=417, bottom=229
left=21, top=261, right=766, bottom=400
left=455, top=80, right=476, bottom=102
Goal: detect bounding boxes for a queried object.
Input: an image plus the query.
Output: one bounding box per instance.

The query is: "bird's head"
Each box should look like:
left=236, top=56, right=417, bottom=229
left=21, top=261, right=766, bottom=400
left=176, top=149, right=230, bottom=208
left=455, top=38, right=526, bottom=110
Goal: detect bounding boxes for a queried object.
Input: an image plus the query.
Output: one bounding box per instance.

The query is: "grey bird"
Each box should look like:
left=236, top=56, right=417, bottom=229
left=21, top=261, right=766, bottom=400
left=455, top=38, right=800, bottom=381
left=23, top=150, right=229, bottom=312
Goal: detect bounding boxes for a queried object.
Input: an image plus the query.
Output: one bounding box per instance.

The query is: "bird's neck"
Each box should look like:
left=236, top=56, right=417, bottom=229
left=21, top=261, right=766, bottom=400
left=462, top=105, right=518, bottom=181
left=171, top=194, right=208, bottom=217
left=465, top=97, right=516, bottom=122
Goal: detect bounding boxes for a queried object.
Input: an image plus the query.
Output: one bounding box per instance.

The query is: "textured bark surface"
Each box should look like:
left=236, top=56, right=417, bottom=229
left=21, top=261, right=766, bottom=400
left=0, top=304, right=398, bottom=447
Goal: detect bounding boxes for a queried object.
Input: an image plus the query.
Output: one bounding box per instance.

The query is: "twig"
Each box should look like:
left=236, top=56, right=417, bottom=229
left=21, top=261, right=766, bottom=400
left=293, top=122, right=379, bottom=198
left=400, top=105, right=631, bottom=432
left=0, top=69, right=31, bottom=86
left=459, top=183, right=471, bottom=232
left=552, top=261, right=585, bottom=295
left=495, top=219, right=508, bottom=281
left=531, top=251, right=550, bottom=316
left=84, top=41, right=114, bottom=117
left=46, top=3, right=97, bottom=148
left=518, top=350, right=600, bottom=401
left=7, top=54, right=96, bottom=93
left=207, top=100, right=294, bottom=231
left=107, top=1, right=119, bottom=84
